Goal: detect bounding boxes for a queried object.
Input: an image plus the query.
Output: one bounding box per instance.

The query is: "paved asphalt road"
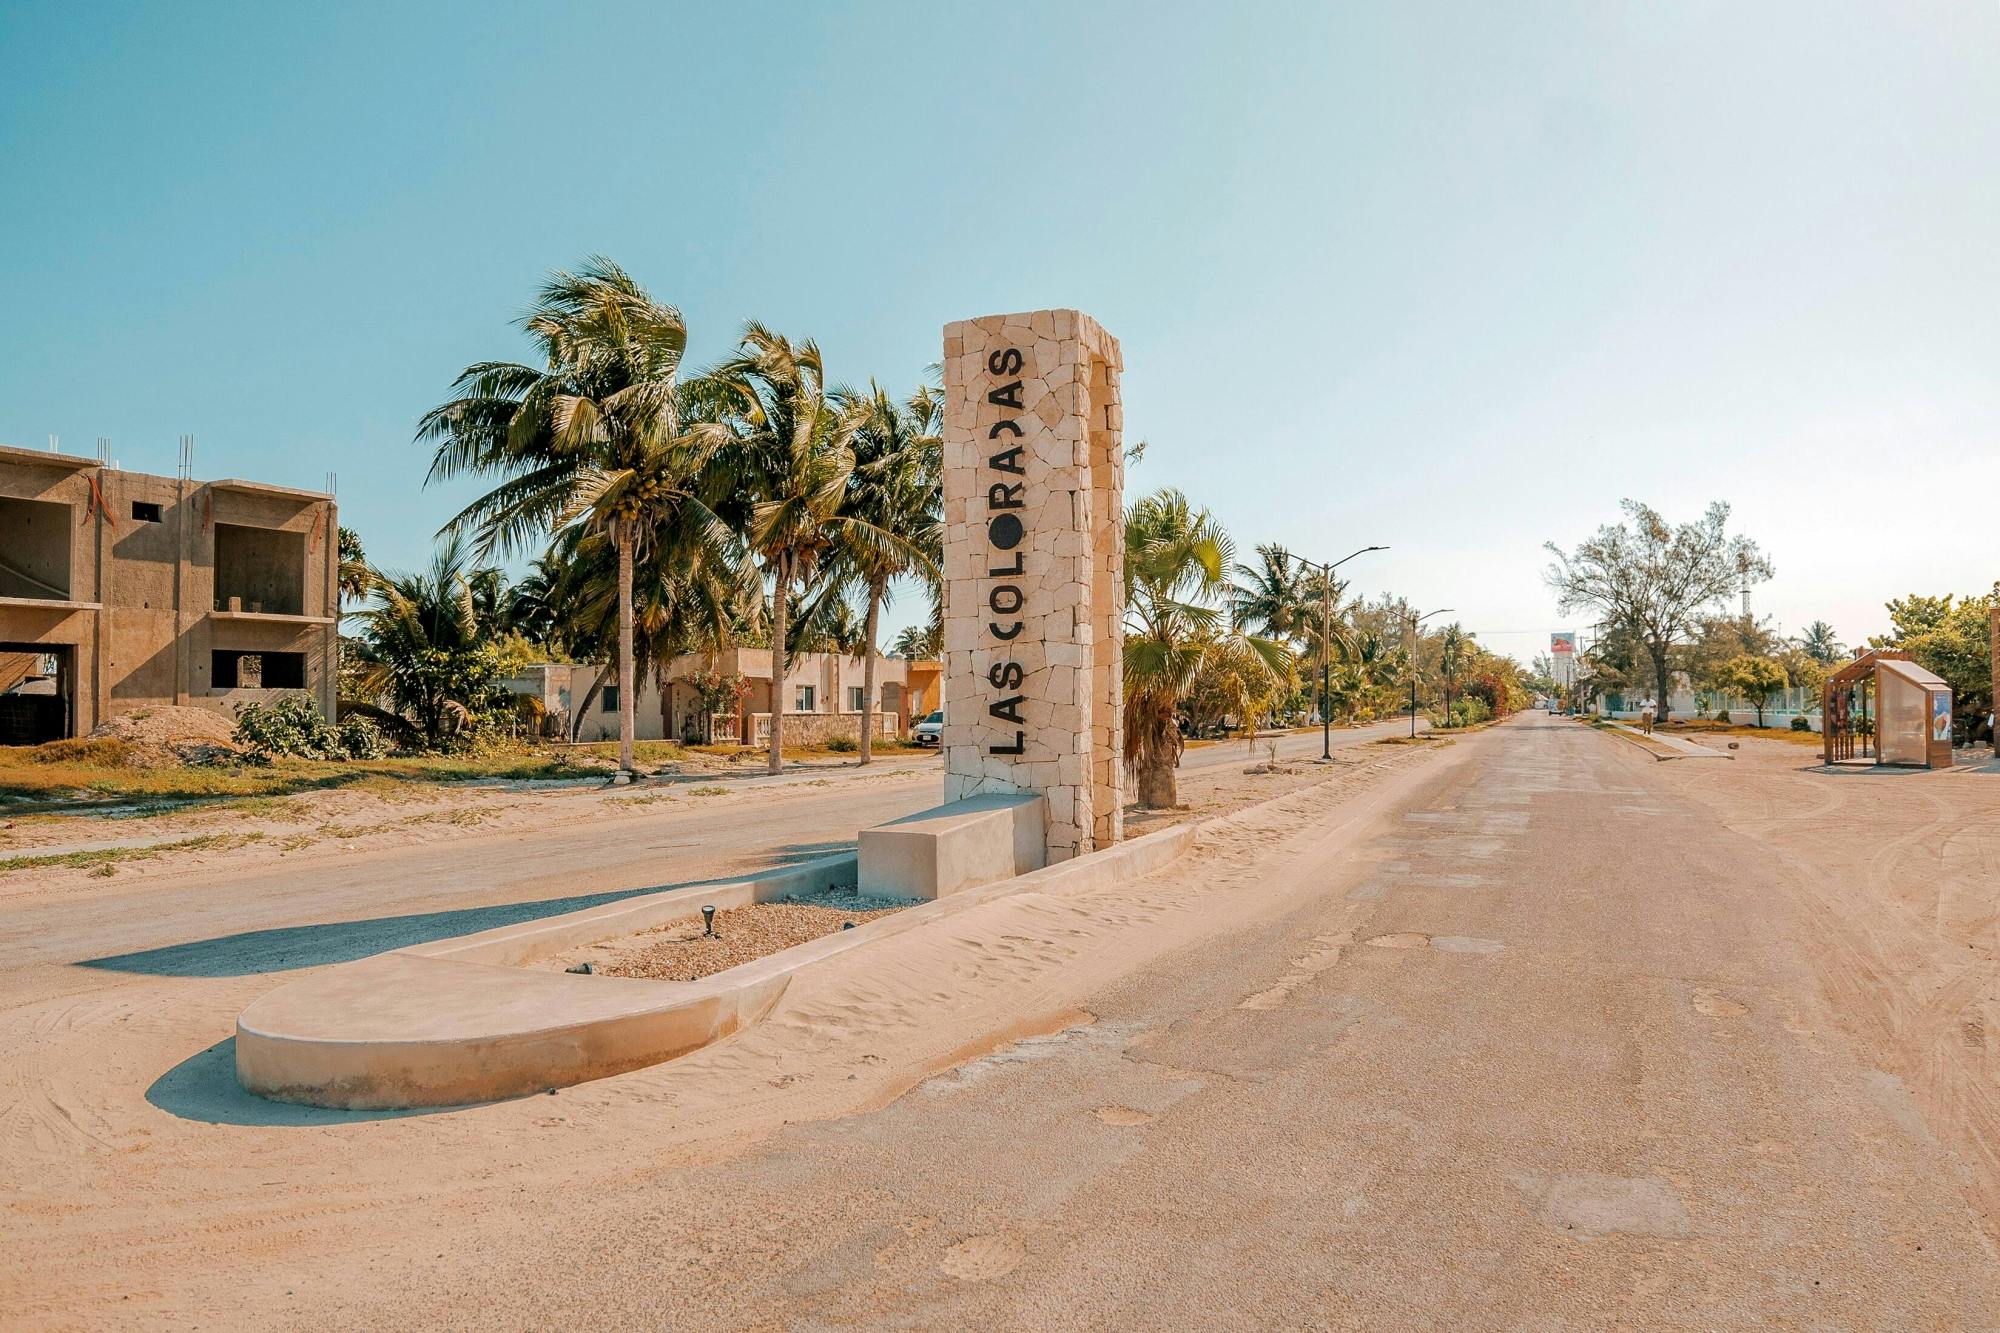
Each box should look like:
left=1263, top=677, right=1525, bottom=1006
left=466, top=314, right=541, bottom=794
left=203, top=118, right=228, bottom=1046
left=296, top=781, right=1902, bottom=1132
left=338, top=713, right=1998, bottom=1327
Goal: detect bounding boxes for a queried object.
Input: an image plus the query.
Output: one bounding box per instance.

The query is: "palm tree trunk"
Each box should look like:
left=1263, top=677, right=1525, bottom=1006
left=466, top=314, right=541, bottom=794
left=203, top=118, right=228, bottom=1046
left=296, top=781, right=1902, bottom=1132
left=1136, top=707, right=1179, bottom=808
left=616, top=519, right=636, bottom=777
left=767, top=555, right=788, bottom=774
left=571, top=663, right=613, bottom=743
left=858, top=578, right=883, bottom=765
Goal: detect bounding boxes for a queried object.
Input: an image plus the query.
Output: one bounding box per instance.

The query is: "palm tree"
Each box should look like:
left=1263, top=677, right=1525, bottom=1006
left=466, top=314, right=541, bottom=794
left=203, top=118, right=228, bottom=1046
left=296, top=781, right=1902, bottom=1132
left=834, top=380, right=941, bottom=762
left=712, top=324, right=917, bottom=773
left=337, top=527, right=371, bottom=606
left=532, top=516, right=755, bottom=740
left=790, top=586, right=871, bottom=655
left=349, top=534, right=510, bottom=748
left=1123, top=489, right=1291, bottom=808
left=1796, top=620, right=1845, bottom=665
left=503, top=556, right=569, bottom=652
left=1229, top=545, right=1311, bottom=642
left=417, top=257, right=727, bottom=778
left=890, top=620, right=940, bottom=660
left=1439, top=623, right=1469, bottom=724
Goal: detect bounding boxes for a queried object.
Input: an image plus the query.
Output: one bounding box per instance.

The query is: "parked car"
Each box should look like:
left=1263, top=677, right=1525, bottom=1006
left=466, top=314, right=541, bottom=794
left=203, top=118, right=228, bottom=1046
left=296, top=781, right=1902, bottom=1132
left=912, top=709, right=943, bottom=746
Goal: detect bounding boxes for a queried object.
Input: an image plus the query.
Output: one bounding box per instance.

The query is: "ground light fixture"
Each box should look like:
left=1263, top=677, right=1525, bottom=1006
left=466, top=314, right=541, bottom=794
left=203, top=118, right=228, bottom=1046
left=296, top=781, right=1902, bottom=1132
left=1408, top=608, right=1454, bottom=737
left=1274, top=545, right=1389, bottom=761
left=701, top=905, right=717, bottom=937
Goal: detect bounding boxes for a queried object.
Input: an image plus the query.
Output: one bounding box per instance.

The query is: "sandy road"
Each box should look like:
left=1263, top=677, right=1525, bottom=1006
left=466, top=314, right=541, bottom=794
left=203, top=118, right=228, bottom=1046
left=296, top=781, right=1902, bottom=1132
left=0, top=767, right=944, bottom=974
left=1174, top=715, right=1423, bottom=771
left=6, top=717, right=1998, bottom=1327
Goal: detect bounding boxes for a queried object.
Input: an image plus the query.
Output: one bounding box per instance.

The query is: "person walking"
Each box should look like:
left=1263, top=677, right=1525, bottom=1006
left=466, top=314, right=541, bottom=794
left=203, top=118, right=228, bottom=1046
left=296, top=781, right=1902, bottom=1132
left=1640, top=695, right=1657, bottom=734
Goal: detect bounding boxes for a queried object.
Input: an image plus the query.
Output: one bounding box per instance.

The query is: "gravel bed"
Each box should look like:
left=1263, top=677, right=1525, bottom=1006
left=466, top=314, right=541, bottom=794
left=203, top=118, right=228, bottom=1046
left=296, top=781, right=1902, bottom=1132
left=598, top=893, right=909, bottom=981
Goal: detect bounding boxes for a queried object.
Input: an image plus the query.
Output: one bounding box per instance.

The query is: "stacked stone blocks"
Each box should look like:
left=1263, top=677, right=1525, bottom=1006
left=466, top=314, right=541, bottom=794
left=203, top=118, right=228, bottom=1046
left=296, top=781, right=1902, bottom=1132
left=940, top=309, right=1124, bottom=862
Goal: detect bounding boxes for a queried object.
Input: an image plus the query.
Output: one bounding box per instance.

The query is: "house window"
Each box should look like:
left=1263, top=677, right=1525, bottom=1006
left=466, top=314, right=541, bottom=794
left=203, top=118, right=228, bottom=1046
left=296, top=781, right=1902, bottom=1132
left=848, top=686, right=866, bottom=712
left=601, top=686, right=619, bottom=713
left=794, top=685, right=815, bottom=712
left=131, top=501, right=163, bottom=523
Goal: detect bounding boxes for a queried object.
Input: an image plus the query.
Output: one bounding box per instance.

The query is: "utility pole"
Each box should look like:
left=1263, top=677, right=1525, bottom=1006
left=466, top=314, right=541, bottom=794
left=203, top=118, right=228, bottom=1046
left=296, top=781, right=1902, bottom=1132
left=1279, top=545, right=1387, bottom=761
left=1407, top=607, right=1452, bottom=738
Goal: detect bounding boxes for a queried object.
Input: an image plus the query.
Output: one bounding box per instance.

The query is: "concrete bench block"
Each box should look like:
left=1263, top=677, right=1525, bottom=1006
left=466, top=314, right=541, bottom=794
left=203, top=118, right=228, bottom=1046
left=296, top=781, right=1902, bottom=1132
left=858, top=792, right=1048, bottom=901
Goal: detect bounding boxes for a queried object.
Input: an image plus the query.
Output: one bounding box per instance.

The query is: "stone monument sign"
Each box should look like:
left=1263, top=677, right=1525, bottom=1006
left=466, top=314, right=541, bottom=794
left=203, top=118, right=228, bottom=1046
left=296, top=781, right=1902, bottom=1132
left=940, top=309, right=1124, bottom=862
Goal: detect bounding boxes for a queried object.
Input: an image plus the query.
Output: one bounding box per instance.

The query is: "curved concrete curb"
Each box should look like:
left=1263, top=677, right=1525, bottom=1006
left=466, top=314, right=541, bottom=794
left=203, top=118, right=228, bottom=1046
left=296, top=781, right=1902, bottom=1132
left=235, top=825, right=1196, bottom=1110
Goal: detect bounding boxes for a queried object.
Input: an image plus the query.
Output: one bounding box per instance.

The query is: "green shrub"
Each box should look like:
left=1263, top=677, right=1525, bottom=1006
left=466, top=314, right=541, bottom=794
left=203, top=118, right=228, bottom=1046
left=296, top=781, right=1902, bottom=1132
left=1790, top=715, right=1812, bottom=732
left=826, top=735, right=858, bottom=753
left=1714, top=708, right=1731, bottom=724
left=336, top=716, right=386, bottom=759
left=234, top=696, right=378, bottom=760
left=1448, top=697, right=1491, bottom=729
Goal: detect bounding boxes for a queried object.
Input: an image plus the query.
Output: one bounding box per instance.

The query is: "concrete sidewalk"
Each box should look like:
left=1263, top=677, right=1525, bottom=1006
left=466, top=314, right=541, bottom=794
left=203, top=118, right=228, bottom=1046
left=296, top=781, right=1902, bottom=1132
left=1601, top=718, right=1730, bottom=759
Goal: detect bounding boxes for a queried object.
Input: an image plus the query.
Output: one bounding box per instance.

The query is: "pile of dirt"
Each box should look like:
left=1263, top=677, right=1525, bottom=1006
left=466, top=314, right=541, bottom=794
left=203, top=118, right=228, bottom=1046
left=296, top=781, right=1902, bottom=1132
left=85, top=706, right=243, bottom=766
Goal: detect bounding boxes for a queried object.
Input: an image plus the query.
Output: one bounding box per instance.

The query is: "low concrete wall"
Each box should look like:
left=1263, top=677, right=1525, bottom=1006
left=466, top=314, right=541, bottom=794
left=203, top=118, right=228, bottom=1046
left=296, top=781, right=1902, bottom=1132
left=749, top=711, right=897, bottom=746
left=857, top=793, right=1046, bottom=900
left=234, top=824, right=1196, bottom=1110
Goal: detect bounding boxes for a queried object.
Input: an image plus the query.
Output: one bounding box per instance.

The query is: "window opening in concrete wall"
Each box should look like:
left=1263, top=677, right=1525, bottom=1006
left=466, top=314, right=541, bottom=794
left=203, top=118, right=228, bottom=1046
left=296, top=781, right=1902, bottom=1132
left=213, top=522, right=305, bottom=616
left=601, top=686, right=619, bottom=713
left=0, top=496, right=74, bottom=600
left=211, top=650, right=307, bottom=690
left=260, top=652, right=306, bottom=689
left=212, top=651, right=256, bottom=689
left=0, top=643, right=70, bottom=744
left=131, top=501, right=162, bottom=523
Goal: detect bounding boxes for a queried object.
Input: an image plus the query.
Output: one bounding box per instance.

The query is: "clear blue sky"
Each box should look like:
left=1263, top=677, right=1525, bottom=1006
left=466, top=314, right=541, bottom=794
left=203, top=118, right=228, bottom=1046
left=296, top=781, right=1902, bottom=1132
left=5, top=1, right=1996, bottom=659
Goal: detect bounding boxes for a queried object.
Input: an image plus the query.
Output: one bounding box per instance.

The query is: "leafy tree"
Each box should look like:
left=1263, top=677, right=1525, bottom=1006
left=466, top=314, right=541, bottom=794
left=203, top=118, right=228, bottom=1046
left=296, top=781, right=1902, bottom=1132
left=1123, top=489, right=1291, bottom=807
left=418, top=257, right=728, bottom=777
left=1871, top=588, right=1997, bottom=725
left=1715, top=654, right=1789, bottom=727
left=1545, top=500, right=1771, bottom=720
left=1185, top=632, right=1296, bottom=743
left=1686, top=614, right=1782, bottom=700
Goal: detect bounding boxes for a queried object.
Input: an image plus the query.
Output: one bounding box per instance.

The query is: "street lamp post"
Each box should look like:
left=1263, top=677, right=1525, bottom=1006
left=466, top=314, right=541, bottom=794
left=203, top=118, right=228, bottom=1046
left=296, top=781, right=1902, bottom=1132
left=1407, top=607, right=1453, bottom=738
left=1279, top=545, right=1388, bottom=761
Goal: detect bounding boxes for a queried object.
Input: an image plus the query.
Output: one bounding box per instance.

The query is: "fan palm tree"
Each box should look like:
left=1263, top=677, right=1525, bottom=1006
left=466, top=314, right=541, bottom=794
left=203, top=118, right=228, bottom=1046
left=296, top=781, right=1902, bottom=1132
left=416, top=257, right=728, bottom=777
left=711, top=324, right=919, bottom=773
left=1123, top=489, right=1292, bottom=808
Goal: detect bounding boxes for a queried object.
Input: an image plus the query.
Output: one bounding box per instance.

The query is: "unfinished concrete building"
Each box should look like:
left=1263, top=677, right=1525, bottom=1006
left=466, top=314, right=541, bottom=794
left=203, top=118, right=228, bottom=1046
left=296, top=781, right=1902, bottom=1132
left=0, top=442, right=338, bottom=744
